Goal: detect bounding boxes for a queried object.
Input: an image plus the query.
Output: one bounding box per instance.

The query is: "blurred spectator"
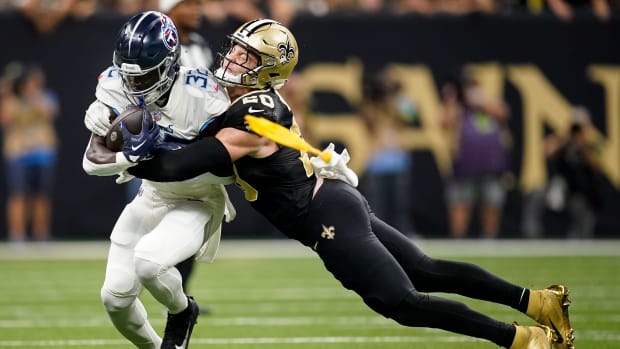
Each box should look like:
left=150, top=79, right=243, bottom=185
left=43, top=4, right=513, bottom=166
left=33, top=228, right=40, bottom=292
left=547, top=0, right=611, bottom=21
left=70, top=0, right=99, bottom=19
left=432, top=0, right=498, bottom=14
left=390, top=0, right=434, bottom=15
left=391, top=0, right=501, bottom=15
left=2, top=0, right=617, bottom=19
left=212, top=0, right=298, bottom=26
left=17, top=0, right=76, bottom=35
left=544, top=106, right=604, bottom=238
left=359, top=68, right=417, bottom=235
left=0, top=63, right=59, bottom=244
left=357, top=0, right=386, bottom=13
left=15, top=0, right=105, bottom=35
left=165, top=0, right=214, bottom=68
left=440, top=68, right=510, bottom=239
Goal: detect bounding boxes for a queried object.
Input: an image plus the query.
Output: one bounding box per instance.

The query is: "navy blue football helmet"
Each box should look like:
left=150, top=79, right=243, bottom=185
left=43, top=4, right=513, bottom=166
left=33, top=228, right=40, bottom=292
left=113, top=11, right=180, bottom=105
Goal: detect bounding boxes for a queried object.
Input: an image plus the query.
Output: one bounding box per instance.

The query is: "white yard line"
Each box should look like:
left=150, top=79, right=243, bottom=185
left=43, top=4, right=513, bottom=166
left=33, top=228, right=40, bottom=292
left=1, top=332, right=619, bottom=347
left=0, top=336, right=489, bottom=347
left=2, top=314, right=620, bottom=329
left=0, top=239, right=619, bottom=261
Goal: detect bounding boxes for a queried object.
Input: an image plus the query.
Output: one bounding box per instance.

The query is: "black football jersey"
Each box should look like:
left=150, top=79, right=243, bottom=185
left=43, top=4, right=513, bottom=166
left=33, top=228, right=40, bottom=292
left=221, top=89, right=317, bottom=236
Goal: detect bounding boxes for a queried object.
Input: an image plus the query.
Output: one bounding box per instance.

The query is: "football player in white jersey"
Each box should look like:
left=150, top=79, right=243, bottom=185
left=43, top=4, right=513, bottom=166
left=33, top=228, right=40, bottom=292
left=81, top=11, right=233, bottom=349
left=159, top=0, right=217, bottom=314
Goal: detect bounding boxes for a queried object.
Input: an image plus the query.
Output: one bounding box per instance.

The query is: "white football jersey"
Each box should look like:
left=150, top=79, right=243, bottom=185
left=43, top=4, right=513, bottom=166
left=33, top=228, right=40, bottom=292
left=91, top=65, right=233, bottom=200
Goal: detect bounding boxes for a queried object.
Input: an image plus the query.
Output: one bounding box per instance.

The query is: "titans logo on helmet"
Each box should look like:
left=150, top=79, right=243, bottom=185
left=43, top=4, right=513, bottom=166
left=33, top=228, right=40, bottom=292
left=160, top=15, right=179, bottom=51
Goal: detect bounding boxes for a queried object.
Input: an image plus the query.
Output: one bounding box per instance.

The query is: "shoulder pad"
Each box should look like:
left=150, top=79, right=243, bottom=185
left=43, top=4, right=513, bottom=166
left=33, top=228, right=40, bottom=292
left=178, top=67, right=229, bottom=116
left=231, top=90, right=277, bottom=122
left=180, top=67, right=219, bottom=94
left=95, top=67, right=129, bottom=111
left=221, top=91, right=280, bottom=132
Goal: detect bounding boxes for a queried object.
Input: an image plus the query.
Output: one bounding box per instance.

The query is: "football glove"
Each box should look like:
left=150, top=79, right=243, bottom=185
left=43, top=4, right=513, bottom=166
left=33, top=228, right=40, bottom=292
left=84, top=100, right=114, bottom=137
left=119, top=113, right=160, bottom=163
left=310, top=142, right=359, bottom=187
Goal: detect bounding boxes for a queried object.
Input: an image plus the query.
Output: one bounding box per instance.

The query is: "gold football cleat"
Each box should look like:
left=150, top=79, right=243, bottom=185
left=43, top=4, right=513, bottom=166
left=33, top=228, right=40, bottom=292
left=510, top=323, right=556, bottom=349
left=526, top=285, right=575, bottom=349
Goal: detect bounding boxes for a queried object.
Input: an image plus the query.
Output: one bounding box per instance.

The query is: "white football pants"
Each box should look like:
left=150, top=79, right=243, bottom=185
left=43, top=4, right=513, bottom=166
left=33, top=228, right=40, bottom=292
left=100, top=185, right=214, bottom=349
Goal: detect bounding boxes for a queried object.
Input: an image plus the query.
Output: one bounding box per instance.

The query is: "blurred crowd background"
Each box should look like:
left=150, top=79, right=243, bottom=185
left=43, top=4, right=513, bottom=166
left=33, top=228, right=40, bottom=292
left=1, top=0, right=619, bottom=243
left=0, top=0, right=619, bottom=36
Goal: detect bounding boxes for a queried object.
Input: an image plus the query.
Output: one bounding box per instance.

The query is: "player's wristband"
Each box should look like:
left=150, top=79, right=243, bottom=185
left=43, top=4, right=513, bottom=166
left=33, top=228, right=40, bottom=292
left=116, top=152, right=134, bottom=166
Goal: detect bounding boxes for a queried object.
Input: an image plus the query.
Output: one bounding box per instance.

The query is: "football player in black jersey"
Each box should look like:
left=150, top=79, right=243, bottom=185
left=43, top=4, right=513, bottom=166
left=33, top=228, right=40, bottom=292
left=127, top=19, right=573, bottom=349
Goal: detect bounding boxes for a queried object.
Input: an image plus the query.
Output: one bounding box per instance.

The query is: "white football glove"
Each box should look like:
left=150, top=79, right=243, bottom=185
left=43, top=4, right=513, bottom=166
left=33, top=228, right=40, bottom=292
left=84, top=100, right=113, bottom=137
left=310, top=142, right=359, bottom=187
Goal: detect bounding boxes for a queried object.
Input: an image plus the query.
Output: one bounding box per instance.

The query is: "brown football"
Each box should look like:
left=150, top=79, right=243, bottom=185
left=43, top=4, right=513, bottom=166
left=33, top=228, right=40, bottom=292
left=105, top=105, right=154, bottom=152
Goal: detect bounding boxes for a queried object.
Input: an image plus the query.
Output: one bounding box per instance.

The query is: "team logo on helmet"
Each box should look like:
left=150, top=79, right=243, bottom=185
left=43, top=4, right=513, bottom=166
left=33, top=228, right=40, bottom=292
left=277, top=40, right=295, bottom=64
left=160, top=15, right=178, bottom=51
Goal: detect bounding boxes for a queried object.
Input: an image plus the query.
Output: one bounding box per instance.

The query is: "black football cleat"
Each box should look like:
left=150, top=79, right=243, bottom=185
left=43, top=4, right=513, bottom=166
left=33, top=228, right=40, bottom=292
left=161, top=296, right=199, bottom=349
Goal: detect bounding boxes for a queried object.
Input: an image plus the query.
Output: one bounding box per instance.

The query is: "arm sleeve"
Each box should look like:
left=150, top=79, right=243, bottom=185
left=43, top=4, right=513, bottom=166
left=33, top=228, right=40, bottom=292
left=82, top=148, right=135, bottom=176
left=128, top=136, right=233, bottom=182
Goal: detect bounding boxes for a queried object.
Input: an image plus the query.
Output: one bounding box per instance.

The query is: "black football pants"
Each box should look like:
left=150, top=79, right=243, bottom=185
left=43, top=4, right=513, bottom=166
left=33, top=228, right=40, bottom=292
left=302, top=180, right=521, bottom=348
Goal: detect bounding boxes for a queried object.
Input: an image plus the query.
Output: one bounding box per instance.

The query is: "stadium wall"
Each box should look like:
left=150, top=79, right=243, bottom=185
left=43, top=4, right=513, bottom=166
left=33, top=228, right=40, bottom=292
left=1, top=12, right=619, bottom=239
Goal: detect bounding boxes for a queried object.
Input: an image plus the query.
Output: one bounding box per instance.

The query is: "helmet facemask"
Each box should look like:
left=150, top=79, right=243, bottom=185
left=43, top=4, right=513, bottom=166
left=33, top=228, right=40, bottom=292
left=214, top=38, right=265, bottom=88
left=115, top=52, right=178, bottom=106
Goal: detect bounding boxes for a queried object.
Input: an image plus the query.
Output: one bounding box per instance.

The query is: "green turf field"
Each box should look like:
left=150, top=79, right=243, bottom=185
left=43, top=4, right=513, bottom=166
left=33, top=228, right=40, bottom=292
left=0, top=240, right=618, bottom=348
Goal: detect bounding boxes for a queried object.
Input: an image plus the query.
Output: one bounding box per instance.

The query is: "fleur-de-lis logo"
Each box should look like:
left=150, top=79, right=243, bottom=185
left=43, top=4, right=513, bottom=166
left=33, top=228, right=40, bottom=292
left=321, top=225, right=335, bottom=240
left=278, top=40, right=295, bottom=64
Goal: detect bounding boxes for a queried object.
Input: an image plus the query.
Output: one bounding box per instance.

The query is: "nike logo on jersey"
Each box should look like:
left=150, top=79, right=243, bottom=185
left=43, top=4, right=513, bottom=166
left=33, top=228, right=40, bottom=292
left=248, top=107, right=264, bottom=114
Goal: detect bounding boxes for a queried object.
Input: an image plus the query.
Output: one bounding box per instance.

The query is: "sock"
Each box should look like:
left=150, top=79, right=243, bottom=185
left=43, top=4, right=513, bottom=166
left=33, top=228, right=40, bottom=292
left=518, top=288, right=530, bottom=313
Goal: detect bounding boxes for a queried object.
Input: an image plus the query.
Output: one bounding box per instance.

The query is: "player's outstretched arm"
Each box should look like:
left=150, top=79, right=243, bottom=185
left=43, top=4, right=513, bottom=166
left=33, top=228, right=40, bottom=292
left=128, top=127, right=268, bottom=182
left=128, top=136, right=234, bottom=182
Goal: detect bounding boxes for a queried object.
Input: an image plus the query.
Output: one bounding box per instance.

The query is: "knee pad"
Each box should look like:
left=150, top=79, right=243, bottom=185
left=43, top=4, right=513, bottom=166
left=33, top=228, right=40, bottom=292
left=134, top=256, right=166, bottom=285
left=101, top=287, right=137, bottom=313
